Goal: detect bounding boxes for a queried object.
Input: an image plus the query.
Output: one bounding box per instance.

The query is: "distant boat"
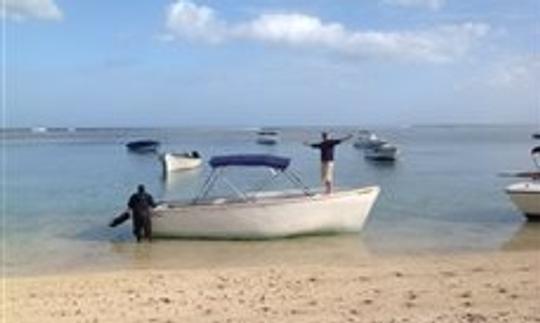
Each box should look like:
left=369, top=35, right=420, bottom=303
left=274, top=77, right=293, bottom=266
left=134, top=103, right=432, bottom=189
left=532, top=132, right=540, bottom=140
left=31, top=127, right=48, bottom=133
left=505, top=146, right=540, bottom=221
left=364, top=143, right=399, bottom=161
left=126, top=140, right=160, bottom=153
left=353, top=131, right=387, bottom=149
left=256, top=130, right=279, bottom=145
left=161, top=151, right=202, bottom=173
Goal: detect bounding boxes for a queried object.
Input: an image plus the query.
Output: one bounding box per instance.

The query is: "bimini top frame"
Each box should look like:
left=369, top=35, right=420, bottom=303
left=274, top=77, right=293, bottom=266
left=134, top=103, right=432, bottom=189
left=194, top=154, right=311, bottom=203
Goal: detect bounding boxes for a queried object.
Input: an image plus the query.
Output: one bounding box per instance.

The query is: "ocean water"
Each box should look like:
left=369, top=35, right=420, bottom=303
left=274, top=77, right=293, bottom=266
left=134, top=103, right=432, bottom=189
left=2, top=125, right=539, bottom=276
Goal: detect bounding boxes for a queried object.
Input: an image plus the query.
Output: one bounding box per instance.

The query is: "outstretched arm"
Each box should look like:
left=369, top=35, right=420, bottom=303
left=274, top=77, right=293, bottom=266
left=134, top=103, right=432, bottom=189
left=339, top=134, right=354, bottom=142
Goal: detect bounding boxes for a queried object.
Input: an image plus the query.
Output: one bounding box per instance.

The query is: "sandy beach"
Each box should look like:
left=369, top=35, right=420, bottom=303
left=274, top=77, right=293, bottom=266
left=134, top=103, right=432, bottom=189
left=2, top=249, right=539, bottom=323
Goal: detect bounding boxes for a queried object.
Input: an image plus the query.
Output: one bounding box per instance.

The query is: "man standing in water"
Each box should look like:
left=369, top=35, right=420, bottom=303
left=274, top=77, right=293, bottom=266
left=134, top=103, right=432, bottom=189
left=305, top=132, right=352, bottom=194
left=127, top=184, right=157, bottom=242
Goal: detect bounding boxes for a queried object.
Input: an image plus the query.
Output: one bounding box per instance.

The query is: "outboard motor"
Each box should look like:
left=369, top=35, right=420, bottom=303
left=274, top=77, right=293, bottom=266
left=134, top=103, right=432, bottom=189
left=191, top=151, right=201, bottom=158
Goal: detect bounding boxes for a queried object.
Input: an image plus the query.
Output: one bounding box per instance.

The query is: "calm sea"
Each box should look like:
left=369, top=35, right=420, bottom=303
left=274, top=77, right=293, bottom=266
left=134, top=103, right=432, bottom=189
left=2, top=125, right=539, bottom=276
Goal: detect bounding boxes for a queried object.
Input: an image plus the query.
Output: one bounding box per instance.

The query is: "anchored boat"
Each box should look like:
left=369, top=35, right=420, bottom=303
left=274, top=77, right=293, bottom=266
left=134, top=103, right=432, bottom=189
left=256, top=130, right=279, bottom=145
left=505, top=146, right=540, bottom=221
left=161, top=151, right=202, bottom=173
left=126, top=140, right=160, bottom=153
left=153, top=154, right=380, bottom=239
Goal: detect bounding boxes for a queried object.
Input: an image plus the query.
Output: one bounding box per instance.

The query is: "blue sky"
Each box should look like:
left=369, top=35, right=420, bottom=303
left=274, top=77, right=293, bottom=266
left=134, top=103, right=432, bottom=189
left=4, top=0, right=539, bottom=127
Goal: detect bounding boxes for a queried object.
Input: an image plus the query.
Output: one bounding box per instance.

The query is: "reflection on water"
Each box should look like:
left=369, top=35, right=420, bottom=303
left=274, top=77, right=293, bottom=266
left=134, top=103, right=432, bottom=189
left=107, top=234, right=371, bottom=271
left=501, top=222, right=540, bottom=251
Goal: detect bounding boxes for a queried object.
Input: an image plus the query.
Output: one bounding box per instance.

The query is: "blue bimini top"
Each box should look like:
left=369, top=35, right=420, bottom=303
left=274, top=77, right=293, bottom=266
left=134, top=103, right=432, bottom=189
left=209, top=154, right=291, bottom=170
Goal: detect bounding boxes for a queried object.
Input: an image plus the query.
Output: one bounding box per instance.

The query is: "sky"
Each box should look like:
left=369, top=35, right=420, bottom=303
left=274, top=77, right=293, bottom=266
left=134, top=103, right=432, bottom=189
left=3, top=0, right=540, bottom=127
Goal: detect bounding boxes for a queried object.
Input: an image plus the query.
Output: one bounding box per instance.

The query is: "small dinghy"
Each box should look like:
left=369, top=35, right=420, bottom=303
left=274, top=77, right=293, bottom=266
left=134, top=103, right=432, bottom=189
left=162, top=151, right=202, bottom=172
left=126, top=140, right=160, bottom=153
left=153, top=154, right=380, bottom=239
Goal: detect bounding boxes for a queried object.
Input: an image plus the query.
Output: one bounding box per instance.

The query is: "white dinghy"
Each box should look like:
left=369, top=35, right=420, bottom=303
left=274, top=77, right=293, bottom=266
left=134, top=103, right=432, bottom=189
left=161, top=151, right=202, bottom=172
left=153, top=154, right=380, bottom=239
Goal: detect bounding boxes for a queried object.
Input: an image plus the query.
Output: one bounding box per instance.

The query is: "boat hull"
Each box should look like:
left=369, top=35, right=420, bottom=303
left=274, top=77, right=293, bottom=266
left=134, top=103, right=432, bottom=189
left=506, top=182, right=540, bottom=221
left=364, top=145, right=398, bottom=161
left=162, top=153, right=202, bottom=172
left=126, top=140, right=160, bottom=153
left=152, top=186, right=380, bottom=239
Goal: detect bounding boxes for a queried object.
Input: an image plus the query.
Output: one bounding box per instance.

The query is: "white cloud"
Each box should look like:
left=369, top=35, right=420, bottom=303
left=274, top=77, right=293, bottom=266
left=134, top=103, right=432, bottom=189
left=164, top=0, right=489, bottom=63
left=3, top=0, right=63, bottom=21
left=488, top=55, right=540, bottom=89
left=455, top=54, right=540, bottom=93
left=382, top=0, right=445, bottom=11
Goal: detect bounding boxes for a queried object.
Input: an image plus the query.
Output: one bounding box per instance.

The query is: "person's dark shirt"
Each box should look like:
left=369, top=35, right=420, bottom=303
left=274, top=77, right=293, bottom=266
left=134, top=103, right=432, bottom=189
left=128, top=192, right=156, bottom=216
left=311, top=139, right=342, bottom=162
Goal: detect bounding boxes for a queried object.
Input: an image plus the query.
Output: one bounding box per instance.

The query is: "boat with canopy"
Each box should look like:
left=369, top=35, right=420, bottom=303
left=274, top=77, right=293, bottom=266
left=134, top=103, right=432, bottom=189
left=152, top=154, right=380, bottom=239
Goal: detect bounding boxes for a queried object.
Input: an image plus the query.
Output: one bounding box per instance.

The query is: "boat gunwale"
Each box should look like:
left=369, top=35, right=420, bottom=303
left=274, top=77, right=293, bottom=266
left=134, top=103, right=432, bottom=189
left=158, top=186, right=380, bottom=210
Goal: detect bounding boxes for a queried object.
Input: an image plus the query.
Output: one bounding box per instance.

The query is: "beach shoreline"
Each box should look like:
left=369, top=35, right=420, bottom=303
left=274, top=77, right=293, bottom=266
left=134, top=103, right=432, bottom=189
left=3, top=249, right=539, bottom=323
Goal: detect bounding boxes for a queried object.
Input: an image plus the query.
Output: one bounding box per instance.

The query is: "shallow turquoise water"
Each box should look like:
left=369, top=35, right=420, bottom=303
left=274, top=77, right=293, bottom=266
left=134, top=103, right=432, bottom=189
left=2, top=125, right=539, bottom=275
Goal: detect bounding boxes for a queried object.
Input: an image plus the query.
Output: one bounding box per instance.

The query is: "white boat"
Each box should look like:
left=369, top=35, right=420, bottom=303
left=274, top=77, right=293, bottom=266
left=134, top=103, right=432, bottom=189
left=505, top=146, right=540, bottom=221
left=153, top=154, right=380, bottom=239
left=161, top=152, right=202, bottom=172
left=364, top=143, right=398, bottom=161
left=505, top=182, right=540, bottom=221
left=256, top=130, right=279, bottom=145
left=353, top=131, right=387, bottom=149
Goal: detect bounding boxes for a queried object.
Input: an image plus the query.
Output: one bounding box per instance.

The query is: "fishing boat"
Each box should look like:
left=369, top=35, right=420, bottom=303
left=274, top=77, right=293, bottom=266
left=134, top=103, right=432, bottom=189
left=153, top=154, right=380, bottom=239
left=504, top=146, right=540, bottom=221
left=161, top=151, right=202, bottom=172
left=256, top=130, right=279, bottom=145
left=364, top=143, right=399, bottom=161
left=126, top=140, right=160, bottom=153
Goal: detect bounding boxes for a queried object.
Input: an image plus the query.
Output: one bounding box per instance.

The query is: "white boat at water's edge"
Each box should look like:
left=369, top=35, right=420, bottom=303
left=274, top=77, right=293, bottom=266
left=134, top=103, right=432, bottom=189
left=153, top=154, right=380, bottom=239
left=153, top=187, right=380, bottom=239
left=504, top=146, right=540, bottom=221
left=506, top=182, right=540, bottom=221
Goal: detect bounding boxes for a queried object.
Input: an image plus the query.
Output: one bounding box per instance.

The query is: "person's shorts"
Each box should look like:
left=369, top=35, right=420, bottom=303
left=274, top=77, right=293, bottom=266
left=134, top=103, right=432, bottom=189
left=321, top=161, right=334, bottom=183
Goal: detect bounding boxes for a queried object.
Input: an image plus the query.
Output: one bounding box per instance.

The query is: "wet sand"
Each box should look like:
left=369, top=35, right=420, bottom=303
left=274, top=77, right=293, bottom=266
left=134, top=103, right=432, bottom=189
left=2, top=249, right=539, bottom=323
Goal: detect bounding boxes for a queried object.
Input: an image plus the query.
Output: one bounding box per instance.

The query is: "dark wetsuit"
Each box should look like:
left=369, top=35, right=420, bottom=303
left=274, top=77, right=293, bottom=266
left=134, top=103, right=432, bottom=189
left=310, top=139, right=343, bottom=162
left=128, top=192, right=156, bottom=241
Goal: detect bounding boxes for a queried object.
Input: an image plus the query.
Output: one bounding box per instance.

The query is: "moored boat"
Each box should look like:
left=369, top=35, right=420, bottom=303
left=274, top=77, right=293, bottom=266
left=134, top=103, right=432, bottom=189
left=256, top=130, right=279, bottom=145
left=353, top=131, right=387, bottom=149
left=153, top=154, right=380, bottom=239
left=162, top=151, right=202, bottom=172
left=504, top=146, right=540, bottom=221
left=505, top=182, right=540, bottom=221
left=364, top=143, right=398, bottom=161
left=126, top=140, right=160, bottom=153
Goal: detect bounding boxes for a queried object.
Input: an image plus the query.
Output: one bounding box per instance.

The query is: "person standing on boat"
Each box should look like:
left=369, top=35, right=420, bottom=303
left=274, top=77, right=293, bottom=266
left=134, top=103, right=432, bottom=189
left=305, top=132, right=353, bottom=194
left=127, top=184, right=157, bottom=242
